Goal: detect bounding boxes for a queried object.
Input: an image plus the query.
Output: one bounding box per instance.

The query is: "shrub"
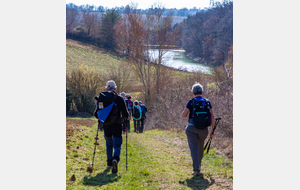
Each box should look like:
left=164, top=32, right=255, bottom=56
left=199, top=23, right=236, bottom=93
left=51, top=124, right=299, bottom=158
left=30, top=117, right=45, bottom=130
left=66, top=87, right=73, bottom=111
left=75, top=26, right=87, bottom=33
left=66, top=64, right=105, bottom=114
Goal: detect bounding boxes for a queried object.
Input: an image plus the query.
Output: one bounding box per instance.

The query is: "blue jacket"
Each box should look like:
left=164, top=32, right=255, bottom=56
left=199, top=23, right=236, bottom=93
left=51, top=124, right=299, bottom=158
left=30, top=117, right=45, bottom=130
left=140, top=104, right=147, bottom=118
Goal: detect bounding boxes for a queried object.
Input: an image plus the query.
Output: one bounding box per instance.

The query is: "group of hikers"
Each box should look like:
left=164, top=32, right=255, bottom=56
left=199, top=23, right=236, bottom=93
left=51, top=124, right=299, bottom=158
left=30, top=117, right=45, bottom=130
left=119, top=92, right=148, bottom=134
left=94, top=80, right=215, bottom=176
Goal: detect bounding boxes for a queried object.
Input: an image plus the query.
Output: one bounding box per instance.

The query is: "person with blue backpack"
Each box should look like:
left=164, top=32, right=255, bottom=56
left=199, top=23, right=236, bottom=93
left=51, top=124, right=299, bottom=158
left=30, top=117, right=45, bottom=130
left=132, top=100, right=142, bottom=133
left=138, top=101, right=147, bottom=133
left=94, top=80, right=129, bottom=173
left=182, top=82, right=215, bottom=176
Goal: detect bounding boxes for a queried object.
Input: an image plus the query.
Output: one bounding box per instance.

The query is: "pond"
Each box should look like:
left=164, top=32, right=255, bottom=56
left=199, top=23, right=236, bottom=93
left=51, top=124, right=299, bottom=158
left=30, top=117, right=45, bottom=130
left=148, top=49, right=213, bottom=74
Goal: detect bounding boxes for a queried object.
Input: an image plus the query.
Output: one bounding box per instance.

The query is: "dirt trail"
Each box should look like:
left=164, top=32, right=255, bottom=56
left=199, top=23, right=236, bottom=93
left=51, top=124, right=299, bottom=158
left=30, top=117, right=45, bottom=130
left=66, top=118, right=97, bottom=142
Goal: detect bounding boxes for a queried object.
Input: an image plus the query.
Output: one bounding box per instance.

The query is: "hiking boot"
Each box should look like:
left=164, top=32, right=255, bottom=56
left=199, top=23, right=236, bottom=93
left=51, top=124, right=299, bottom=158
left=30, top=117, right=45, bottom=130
left=112, top=159, right=118, bottom=173
left=192, top=171, right=200, bottom=176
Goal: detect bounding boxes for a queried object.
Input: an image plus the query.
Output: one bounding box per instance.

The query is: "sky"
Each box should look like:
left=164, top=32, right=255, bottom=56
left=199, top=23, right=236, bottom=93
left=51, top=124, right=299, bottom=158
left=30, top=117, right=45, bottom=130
left=65, top=0, right=214, bottom=9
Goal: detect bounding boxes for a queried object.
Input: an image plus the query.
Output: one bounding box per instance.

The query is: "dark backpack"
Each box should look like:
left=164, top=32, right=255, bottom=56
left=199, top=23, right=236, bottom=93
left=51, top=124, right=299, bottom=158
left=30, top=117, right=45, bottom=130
left=96, top=92, right=122, bottom=125
left=191, top=98, right=211, bottom=129
left=132, top=106, right=140, bottom=118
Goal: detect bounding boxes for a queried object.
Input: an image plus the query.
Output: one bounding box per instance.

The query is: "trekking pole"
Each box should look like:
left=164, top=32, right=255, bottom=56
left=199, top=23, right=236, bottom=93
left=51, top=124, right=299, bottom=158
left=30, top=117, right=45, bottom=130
left=125, top=118, right=128, bottom=171
left=204, top=118, right=221, bottom=154
left=87, top=121, right=101, bottom=173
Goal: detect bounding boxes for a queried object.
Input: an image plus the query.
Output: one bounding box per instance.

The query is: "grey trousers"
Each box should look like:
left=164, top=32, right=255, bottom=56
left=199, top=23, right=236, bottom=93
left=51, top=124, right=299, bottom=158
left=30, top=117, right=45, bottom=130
left=185, top=122, right=209, bottom=171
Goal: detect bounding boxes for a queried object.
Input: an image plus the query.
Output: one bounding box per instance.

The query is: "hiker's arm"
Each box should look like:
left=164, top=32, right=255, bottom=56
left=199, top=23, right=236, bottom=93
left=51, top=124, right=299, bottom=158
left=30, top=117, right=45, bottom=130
left=119, top=97, right=129, bottom=119
left=182, top=107, right=189, bottom=118
left=210, top=109, right=215, bottom=138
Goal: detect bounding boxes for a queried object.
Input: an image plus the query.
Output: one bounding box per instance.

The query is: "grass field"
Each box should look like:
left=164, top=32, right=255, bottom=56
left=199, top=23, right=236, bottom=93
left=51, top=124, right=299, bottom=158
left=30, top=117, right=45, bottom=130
left=66, top=39, right=126, bottom=75
left=66, top=119, right=232, bottom=189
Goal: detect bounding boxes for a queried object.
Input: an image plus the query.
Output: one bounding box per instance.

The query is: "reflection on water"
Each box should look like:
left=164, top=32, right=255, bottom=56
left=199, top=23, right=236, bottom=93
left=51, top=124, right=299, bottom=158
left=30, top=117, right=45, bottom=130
left=148, top=49, right=212, bottom=74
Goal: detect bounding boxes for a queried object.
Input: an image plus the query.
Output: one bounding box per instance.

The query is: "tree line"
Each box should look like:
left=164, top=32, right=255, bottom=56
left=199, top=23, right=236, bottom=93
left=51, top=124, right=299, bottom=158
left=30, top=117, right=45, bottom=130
left=66, top=3, right=207, bottom=17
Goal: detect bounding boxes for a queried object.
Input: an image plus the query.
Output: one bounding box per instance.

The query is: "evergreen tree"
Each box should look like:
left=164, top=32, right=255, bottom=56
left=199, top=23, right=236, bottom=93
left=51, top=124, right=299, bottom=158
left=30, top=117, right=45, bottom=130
left=99, top=9, right=121, bottom=49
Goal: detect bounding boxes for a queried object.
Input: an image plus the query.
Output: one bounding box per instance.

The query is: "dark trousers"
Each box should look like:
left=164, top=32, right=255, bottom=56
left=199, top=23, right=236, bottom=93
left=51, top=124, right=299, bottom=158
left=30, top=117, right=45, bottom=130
left=140, top=118, right=145, bottom=133
left=133, top=119, right=140, bottom=132
left=122, top=119, right=131, bottom=132
left=103, top=124, right=123, bottom=165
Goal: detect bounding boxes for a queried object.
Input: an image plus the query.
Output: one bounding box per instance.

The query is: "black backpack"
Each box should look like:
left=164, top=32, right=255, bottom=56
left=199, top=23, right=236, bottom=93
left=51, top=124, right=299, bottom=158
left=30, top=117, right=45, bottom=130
left=191, top=98, right=211, bottom=129
left=96, top=91, right=122, bottom=125
left=132, top=106, right=140, bottom=118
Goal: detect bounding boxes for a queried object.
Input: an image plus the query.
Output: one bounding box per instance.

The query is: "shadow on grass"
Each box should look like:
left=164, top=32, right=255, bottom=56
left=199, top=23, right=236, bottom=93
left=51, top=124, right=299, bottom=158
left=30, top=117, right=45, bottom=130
left=180, top=173, right=215, bottom=190
left=82, top=168, right=121, bottom=187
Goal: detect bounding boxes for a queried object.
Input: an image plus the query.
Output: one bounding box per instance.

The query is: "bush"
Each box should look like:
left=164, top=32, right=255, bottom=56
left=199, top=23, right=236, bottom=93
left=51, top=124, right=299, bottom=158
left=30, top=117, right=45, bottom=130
left=66, top=64, right=106, bottom=114
left=66, top=87, right=73, bottom=111
left=75, top=26, right=87, bottom=33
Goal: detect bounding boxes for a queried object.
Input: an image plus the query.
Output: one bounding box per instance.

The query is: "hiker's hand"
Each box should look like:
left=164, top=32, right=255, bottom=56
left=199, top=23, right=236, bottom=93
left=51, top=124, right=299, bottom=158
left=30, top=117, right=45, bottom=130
left=210, top=133, right=214, bottom=139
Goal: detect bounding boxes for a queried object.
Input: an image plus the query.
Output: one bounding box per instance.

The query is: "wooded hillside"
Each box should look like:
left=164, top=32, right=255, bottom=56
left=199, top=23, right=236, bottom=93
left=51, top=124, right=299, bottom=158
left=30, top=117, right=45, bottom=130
left=181, top=2, right=233, bottom=66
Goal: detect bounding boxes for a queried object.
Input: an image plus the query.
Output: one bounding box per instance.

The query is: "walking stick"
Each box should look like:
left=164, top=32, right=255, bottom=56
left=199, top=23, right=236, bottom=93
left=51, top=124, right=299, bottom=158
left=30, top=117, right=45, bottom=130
left=204, top=118, right=221, bottom=154
left=87, top=121, right=101, bottom=173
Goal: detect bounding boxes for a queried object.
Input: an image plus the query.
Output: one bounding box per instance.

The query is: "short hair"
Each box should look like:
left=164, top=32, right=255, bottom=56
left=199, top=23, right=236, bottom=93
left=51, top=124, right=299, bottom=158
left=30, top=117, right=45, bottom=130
left=106, top=80, right=117, bottom=90
left=134, top=100, right=138, bottom=105
left=192, top=83, right=203, bottom=95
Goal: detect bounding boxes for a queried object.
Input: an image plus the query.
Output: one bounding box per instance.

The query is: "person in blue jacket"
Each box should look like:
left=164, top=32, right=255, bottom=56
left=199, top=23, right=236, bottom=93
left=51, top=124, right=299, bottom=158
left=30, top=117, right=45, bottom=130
left=131, top=100, right=142, bottom=133
left=139, top=101, right=147, bottom=133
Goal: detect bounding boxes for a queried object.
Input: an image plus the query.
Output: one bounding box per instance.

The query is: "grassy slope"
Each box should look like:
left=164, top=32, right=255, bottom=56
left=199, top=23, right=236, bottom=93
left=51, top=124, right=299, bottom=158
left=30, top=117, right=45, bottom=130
left=66, top=39, right=188, bottom=76
left=66, top=38, right=189, bottom=97
left=66, top=121, right=232, bottom=189
left=66, top=39, right=125, bottom=75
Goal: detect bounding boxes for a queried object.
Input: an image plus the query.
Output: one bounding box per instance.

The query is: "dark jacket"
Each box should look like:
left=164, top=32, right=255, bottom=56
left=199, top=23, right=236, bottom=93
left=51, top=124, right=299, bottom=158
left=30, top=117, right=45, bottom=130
left=140, top=104, right=147, bottom=118
left=94, top=91, right=129, bottom=123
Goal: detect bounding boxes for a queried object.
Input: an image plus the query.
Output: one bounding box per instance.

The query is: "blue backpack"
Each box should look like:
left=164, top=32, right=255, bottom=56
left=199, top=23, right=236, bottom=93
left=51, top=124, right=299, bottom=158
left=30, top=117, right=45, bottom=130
left=96, top=92, right=121, bottom=125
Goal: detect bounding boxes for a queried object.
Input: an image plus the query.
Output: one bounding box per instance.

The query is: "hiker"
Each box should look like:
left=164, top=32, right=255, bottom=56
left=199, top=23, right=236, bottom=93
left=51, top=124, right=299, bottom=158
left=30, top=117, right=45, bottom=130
left=120, top=92, right=126, bottom=100
left=125, top=94, right=133, bottom=132
left=139, top=101, right=147, bottom=133
left=120, top=92, right=127, bottom=133
left=94, top=80, right=129, bottom=173
left=181, top=82, right=215, bottom=176
left=132, top=100, right=142, bottom=133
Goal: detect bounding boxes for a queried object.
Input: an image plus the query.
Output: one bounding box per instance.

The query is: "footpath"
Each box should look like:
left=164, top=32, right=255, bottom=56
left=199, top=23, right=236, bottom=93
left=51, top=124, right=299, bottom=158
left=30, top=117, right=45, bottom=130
left=66, top=118, right=233, bottom=189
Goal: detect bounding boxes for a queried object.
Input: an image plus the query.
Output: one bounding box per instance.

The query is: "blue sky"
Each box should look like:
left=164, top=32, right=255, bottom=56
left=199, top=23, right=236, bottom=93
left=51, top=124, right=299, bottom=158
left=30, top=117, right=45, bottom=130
left=65, top=0, right=214, bottom=9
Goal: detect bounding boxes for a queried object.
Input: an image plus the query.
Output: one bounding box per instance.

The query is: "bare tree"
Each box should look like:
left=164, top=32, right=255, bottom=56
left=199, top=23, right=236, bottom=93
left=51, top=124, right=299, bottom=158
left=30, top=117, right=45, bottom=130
left=81, top=10, right=98, bottom=35
left=106, top=61, right=133, bottom=93
left=148, top=4, right=180, bottom=95
left=115, top=3, right=153, bottom=104
left=66, top=7, right=80, bottom=31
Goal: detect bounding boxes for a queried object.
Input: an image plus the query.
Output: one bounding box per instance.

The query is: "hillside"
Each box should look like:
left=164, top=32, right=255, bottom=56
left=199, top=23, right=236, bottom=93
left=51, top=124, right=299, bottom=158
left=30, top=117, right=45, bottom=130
left=66, top=118, right=233, bottom=189
left=66, top=39, right=126, bottom=74
left=66, top=38, right=189, bottom=95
